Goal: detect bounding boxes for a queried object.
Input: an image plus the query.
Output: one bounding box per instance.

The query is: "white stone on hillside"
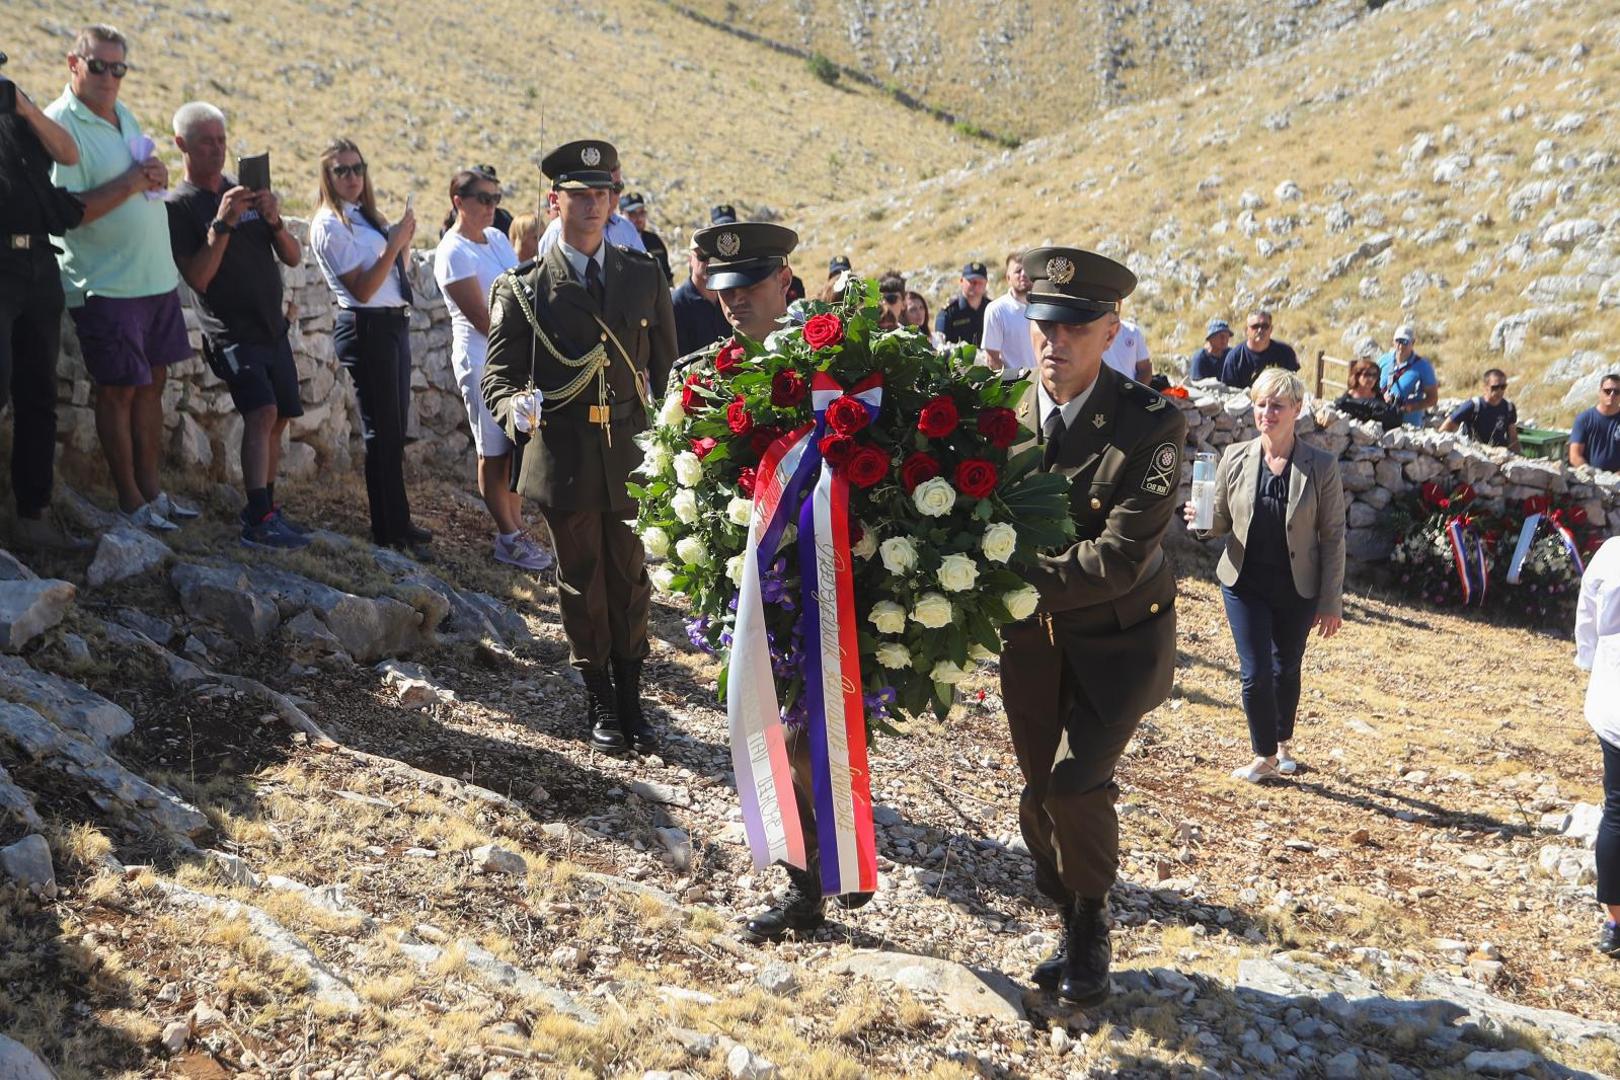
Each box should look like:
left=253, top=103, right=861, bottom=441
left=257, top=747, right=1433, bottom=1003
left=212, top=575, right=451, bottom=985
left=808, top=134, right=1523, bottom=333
left=726, top=1045, right=777, bottom=1080
left=828, top=950, right=1025, bottom=1023
left=630, top=780, right=692, bottom=807
left=0, top=834, right=56, bottom=898
left=0, top=762, right=43, bottom=831
left=171, top=564, right=279, bottom=643
left=377, top=660, right=457, bottom=707
left=471, top=845, right=527, bottom=876
left=0, top=656, right=133, bottom=750
left=87, top=526, right=172, bottom=587
left=0, top=578, right=75, bottom=653
left=1537, top=845, right=1596, bottom=884
left=1562, top=803, right=1602, bottom=848
left=1541, top=217, right=1603, bottom=251
left=0, top=1033, right=57, bottom=1079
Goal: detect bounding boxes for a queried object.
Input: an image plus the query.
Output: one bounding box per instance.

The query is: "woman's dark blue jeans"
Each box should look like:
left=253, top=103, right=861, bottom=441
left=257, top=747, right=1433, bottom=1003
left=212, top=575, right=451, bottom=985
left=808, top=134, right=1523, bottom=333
left=1221, top=570, right=1318, bottom=758
left=1601, top=735, right=1620, bottom=907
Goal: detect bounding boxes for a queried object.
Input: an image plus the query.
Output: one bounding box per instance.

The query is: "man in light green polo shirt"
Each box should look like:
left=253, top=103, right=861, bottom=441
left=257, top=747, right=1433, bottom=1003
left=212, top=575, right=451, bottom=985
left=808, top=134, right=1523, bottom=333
left=46, top=24, right=197, bottom=531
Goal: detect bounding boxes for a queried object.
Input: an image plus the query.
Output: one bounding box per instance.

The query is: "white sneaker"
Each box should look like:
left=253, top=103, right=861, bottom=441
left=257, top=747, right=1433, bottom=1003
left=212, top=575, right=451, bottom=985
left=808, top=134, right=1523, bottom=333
left=153, top=491, right=200, bottom=520
left=123, top=502, right=179, bottom=532
left=1231, top=757, right=1282, bottom=783
left=494, top=532, right=554, bottom=572
left=1277, top=741, right=1299, bottom=775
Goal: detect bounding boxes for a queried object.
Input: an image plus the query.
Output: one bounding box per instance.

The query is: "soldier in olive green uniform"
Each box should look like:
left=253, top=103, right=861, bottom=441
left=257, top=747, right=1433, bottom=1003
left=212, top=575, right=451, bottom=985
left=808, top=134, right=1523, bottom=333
left=483, top=140, right=676, bottom=754
left=1000, top=247, right=1185, bottom=1006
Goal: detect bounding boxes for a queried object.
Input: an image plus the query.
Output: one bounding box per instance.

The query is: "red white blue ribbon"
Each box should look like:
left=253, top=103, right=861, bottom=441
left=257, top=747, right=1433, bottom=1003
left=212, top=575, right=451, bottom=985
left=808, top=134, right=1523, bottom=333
left=727, top=421, right=818, bottom=872
left=1554, top=520, right=1585, bottom=576
left=796, top=373, right=881, bottom=896
left=1506, top=511, right=1586, bottom=584
left=1445, top=518, right=1488, bottom=606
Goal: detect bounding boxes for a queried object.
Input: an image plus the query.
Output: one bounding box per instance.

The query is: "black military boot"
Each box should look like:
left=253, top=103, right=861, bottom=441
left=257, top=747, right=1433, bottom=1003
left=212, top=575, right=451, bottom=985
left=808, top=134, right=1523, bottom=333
left=612, top=657, right=656, bottom=752
left=1058, top=895, right=1112, bottom=1006
left=1032, top=904, right=1071, bottom=991
left=744, top=861, right=826, bottom=941
left=582, top=669, right=627, bottom=753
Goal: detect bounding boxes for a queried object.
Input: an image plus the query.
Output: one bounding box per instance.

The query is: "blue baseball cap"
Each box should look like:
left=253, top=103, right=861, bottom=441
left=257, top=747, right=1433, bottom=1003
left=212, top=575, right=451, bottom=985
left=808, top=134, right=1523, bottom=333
left=1206, top=318, right=1232, bottom=339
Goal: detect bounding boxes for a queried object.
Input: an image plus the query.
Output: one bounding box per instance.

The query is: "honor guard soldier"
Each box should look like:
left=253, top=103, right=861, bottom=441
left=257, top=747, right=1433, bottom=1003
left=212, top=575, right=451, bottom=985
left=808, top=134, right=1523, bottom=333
left=483, top=139, right=676, bottom=753
left=1000, top=247, right=1185, bottom=1005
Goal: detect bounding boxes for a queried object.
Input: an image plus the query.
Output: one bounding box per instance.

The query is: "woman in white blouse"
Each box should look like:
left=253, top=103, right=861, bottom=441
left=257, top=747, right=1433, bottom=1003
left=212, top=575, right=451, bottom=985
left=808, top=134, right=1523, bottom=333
left=308, top=138, right=427, bottom=551
left=1574, top=536, right=1620, bottom=958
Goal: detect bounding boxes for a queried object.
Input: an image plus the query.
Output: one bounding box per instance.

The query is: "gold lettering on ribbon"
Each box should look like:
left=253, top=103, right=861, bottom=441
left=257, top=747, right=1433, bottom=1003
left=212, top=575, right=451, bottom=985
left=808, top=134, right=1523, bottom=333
left=813, top=520, right=858, bottom=839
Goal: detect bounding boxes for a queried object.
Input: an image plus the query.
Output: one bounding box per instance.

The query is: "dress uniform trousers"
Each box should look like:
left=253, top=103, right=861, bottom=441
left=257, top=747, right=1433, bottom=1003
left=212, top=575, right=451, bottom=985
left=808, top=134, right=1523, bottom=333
left=542, top=506, right=651, bottom=671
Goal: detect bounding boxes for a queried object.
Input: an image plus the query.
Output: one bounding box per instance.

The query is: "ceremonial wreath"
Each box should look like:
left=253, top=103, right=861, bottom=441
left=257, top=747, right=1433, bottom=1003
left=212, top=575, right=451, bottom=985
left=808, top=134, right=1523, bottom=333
left=631, top=279, right=1072, bottom=891
left=1389, top=482, right=1601, bottom=629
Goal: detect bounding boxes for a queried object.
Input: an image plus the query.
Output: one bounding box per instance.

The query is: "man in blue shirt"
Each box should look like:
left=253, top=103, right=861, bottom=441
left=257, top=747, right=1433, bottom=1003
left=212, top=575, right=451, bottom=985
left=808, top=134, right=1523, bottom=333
left=1188, top=318, right=1232, bottom=381
left=1441, top=369, right=1520, bottom=451
left=1220, top=309, right=1298, bottom=388
left=1571, top=374, right=1620, bottom=472
left=1377, top=324, right=1438, bottom=427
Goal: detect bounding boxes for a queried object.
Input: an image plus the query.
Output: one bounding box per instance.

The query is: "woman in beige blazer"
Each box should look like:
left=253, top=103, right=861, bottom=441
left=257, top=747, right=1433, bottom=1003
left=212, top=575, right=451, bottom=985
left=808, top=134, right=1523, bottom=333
left=1184, top=367, right=1346, bottom=782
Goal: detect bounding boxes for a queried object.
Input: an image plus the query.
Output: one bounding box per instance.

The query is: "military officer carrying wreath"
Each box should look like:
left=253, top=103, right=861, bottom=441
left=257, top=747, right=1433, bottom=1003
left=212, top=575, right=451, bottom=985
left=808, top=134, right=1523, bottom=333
left=483, top=139, right=676, bottom=754
left=1000, top=247, right=1185, bottom=1006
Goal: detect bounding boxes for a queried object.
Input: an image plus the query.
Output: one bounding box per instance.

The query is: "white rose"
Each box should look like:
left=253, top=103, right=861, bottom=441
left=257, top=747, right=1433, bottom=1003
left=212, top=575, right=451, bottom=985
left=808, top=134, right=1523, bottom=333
left=912, top=477, right=957, bottom=518
left=936, top=553, right=980, bottom=593
left=1003, top=585, right=1040, bottom=621
left=879, top=537, right=919, bottom=575
left=641, top=526, right=671, bottom=558
left=670, top=488, right=699, bottom=524
left=641, top=443, right=673, bottom=479
left=875, top=643, right=912, bottom=669
left=726, top=553, right=745, bottom=585
left=931, top=659, right=969, bottom=685
left=851, top=525, right=878, bottom=560
left=649, top=566, right=676, bottom=592
left=727, top=496, right=753, bottom=527
left=969, top=643, right=996, bottom=661
left=868, top=601, right=908, bottom=635
left=910, top=592, right=954, bottom=629
left=981, top=522, right=1018, bottom=564
left=673, top=451, right=703, bottom=487
left=674, top=536, right=710, bottom=567
left=658, top=394, right=686, bottom=427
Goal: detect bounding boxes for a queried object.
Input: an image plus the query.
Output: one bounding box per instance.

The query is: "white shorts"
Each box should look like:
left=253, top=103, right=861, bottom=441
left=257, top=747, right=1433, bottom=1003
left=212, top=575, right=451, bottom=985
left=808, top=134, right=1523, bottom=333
left=455, top=359, right=514, bottom=458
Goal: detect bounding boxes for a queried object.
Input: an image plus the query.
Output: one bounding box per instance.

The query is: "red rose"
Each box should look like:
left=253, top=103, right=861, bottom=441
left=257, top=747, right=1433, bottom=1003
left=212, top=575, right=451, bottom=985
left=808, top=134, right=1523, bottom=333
left=954, top=457, right=998, bottom=499
left=803, top=313, right=845, bottom=351
left=1524, top=495, right=1551, bottom=517
left=846, top=446, right=891, bottom=489
left=749, top=425, right=782, bottom=456
left=819, top=433, right=856, bottom=466
left=715, top=338, right=745, bottom=375
left=737, top=467, right=758, bottom=497
left=976, top=406, right=1018, bottom=449
left=771, top=369, right=807, bottom=407
left=917, top=395, right=959, bottom=439
left=691, top=436, right=718, bottom=459
left=726, top=397, right=753, bottom=435
left=1420, top=481, right=1444, bottom=509
left=826, top=395, right=871, bottom=436
left=1569, top=504, right=1590, bottom=527
left=899, top=451, right=941, bottom=493
left=681, top=373, right=708, bottom=413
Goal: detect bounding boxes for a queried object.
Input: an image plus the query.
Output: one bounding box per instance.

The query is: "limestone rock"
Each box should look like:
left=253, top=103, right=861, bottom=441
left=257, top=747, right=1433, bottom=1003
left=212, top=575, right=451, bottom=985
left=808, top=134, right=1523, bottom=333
left=1562, top=802, right=1602, bottom=848
left=1537, top=845, right=1596, bottom=884
left=0, top=1032, right=58, bottom=1079
left=395, top=933, right=597, bottom=1024
left=0, top=548, right=37, bottom=582
left=0, top=762, right=44, bottom=831
left=87, top=526, right=173, bottom=587
left=471, top=845, right=527, bottom=876
left=171, top=564, right=279, bottom=643
left=630, top=780, right=692, bottom=807
left=726, top=1045, right=777, bottom=1080
left=656, top=826, right=693, bottom=871
left=378, top=659, right=456, bottom=707
left=0, top=656, right=134, bottom=749
left=0, top=834, right=56, bottom=898
left=0, top=578, right=75, bottom=653
left=828, top=950, right=1025, bottom=1023
left=1414, top=973, right=1620, bottom=1046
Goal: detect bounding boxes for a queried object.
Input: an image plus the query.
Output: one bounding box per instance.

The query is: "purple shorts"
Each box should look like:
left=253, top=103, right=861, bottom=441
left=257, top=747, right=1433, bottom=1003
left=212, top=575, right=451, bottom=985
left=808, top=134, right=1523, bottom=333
left=71, top=290, right=193, bottom=387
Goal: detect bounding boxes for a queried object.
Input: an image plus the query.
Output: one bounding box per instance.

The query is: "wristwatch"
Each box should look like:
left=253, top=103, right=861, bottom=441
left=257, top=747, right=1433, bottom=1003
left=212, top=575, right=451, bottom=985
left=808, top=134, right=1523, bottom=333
left=210, top=218, right=235, bottom=236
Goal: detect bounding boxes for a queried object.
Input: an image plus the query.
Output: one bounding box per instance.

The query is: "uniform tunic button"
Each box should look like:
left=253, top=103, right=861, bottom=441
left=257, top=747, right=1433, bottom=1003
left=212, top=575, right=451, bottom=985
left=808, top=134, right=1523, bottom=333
left=1150, top=602, right=1160, bottom=614
left=600, top=332, right=608, bottom=341
left=1090, top=497, right=1102, bottom=510
left=640, top=318, right=648, bottom=327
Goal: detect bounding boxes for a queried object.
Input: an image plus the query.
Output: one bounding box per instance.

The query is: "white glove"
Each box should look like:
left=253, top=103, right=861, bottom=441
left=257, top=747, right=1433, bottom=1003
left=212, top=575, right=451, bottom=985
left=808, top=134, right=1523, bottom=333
left=512, top=389, right=544, bottom=434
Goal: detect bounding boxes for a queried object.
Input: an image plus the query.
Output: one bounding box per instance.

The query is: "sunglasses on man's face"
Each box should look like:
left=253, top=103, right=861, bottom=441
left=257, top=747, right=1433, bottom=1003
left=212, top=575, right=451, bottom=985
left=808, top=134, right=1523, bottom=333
left=1487, top=384, right=1507, bottom=392
left=79, top=56, right=129, bottom=78
left=1249, top=322, right=1271, bottom=331
left=330, top=163, right=367, bottom=179
left=882, top=292, right=901, bottom=304
left=1603, top=387, right=1620, bottom=396
left=461, top=191, right=502, bottom=207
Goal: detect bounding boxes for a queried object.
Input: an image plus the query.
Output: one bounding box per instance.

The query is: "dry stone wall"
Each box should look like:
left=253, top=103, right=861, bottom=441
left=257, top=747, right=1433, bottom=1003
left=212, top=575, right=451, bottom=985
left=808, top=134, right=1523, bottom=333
left=52, top=217, right=471, bottom=485
left=1175, top=378, right=1620, bottom=562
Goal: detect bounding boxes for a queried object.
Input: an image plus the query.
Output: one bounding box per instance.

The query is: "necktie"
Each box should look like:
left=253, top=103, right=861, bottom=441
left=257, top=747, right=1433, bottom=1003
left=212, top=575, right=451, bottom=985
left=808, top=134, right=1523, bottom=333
left=584, top=256, right=604, bottom=307
left=1042, top=407, right=1066, bottom=470
left=358, top=208, right=413, bottom=305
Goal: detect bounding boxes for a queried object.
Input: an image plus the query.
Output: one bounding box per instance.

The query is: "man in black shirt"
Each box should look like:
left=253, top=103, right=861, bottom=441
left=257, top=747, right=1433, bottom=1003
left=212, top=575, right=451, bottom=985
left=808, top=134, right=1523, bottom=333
left=0, top=64, right=89, bottom=551
left=1220, top=309, right=1299, bottom=389
left=936, top=260, right=989, bottom=345
left=165, top=101, right=307, bottom=548
left=671, top=239, right=731, bottom=360
left=1441, top=369, right=1520, bottom=452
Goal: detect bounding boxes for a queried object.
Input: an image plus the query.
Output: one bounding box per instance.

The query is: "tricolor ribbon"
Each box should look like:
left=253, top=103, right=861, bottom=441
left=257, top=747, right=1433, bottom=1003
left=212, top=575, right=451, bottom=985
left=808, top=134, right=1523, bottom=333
left=724, top=373, right=881, bottom=897
left=796, top=373, right=881, bottom=897
left=1506, top=511, right=1586, bottom=584
left=1445, top=517, right=1488, bottom=606
left=1553, top=518, right=1586, bottom=576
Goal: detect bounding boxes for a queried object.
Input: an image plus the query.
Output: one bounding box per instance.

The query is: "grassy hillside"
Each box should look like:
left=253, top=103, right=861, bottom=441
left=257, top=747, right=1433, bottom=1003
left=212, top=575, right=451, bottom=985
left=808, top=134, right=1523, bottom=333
left=787, top=0, right=1620, bottom=426
left=6, top=0, right=982, bottom=243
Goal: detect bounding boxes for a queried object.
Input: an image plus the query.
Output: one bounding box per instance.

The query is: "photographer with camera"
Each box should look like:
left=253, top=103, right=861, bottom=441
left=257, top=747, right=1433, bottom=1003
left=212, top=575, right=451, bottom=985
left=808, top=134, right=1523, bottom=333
left=0, top=49, right=92, bottom=551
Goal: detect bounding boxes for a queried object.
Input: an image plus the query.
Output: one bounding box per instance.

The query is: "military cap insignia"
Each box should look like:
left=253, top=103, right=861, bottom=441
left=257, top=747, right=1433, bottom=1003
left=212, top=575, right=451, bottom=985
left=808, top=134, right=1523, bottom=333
left=716, top=231, right=741, bottom=257
left=1046, top=256, right=1076, bottom=285
left=581, top=146, right=602, bottom=166
left=1141, top=442, right=1179, bottom=496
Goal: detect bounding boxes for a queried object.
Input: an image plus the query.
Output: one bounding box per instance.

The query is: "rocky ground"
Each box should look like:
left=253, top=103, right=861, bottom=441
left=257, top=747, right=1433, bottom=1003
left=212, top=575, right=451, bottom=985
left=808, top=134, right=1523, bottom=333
left=1, top=465, right=1618, bottom=1079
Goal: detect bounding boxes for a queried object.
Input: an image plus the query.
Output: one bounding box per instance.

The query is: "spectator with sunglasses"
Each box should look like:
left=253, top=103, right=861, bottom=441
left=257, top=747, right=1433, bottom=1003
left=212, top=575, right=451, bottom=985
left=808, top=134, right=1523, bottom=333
left=1572, top=375, right=1620, bottom=472
left=1220, top=309, right=1299, bottom=389
left=47, top=24, right=200, bottom=532
left=876, top=272, right=906, bottom=331
left=1376, top=323, right=1438, bottom=427
left=1442, top=369, right=1520, bottom=451
left=439, top=163, right=512, bottom=239
left=433, top=167, right=551, bottom=572
left=310, top=138, right=430, bottom=552
left=1333, top=357, right=1401, bottom=430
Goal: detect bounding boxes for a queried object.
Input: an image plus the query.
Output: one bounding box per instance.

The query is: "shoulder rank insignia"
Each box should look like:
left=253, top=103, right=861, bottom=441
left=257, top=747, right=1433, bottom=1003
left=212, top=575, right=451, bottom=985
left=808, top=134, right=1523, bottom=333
left=1144, top=394, right=1167, bottom=411
left=1141, top=441, right=1179, bottom=496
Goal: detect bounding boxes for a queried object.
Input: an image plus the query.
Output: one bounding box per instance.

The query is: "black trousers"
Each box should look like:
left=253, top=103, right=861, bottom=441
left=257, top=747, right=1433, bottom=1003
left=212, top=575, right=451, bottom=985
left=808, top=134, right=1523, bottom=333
left=1600, top=735, right=1620, bottom=907
left=333, top=308, right=413, bottom=544
left=0, top=248, right=64, bottom=516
